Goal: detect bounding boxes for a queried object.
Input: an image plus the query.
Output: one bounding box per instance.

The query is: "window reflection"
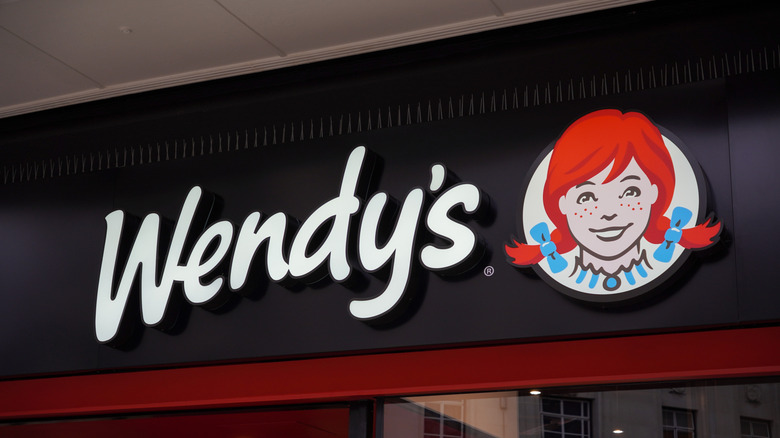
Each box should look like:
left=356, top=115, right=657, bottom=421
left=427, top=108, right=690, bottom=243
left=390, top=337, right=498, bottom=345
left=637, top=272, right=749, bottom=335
left=383, top=381, right=778, bottom=438
left=541, top=397, right=590, bottom=438
left=662, top=407, right=695, bottom=438
left=742, top=418, right=772, bottom=438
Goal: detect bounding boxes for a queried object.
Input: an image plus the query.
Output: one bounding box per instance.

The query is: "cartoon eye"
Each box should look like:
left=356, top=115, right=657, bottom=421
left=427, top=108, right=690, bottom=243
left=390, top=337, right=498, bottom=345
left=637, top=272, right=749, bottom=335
left=620, top=186, right=641, bottom=198
left=576, top=192, right=598, bottom=204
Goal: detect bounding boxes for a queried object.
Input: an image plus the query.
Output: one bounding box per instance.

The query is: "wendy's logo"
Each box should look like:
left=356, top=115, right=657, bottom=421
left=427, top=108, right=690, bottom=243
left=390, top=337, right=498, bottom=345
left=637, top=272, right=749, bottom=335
left=506, top=109, right=722, bottom=303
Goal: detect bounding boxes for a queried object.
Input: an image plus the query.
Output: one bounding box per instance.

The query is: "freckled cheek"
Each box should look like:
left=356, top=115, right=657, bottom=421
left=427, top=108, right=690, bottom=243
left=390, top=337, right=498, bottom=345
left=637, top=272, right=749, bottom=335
left=570, top=205, right=598, bottom=218
left=619, top=201, right=645, bottom=211
left=624, top=205, right=650, bottom=221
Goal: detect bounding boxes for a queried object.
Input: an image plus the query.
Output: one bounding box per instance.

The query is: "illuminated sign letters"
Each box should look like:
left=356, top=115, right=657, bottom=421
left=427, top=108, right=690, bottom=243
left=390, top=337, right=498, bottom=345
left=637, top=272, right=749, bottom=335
left=95, top=146, right=487, bottom=345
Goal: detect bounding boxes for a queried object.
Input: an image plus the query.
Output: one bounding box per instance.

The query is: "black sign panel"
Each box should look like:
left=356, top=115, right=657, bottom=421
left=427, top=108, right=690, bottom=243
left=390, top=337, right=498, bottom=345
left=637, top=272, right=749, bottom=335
left=1, top=3, right=779, bottom=377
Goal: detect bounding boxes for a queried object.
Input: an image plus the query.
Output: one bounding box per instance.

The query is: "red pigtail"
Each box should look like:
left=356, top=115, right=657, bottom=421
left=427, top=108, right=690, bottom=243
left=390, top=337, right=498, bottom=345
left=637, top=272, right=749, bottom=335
left=680, top=216, right=721, bottom=249
left=505, top=240, right=544, bottom=266
left=505, top=228, right=566, bottom=267
left=647, top=213, right=721, bottom=250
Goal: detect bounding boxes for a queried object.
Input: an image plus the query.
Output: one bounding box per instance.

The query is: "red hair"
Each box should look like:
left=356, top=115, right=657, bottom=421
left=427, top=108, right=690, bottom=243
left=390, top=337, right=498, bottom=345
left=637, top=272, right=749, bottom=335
left=506, top=109, right=720, bottom=266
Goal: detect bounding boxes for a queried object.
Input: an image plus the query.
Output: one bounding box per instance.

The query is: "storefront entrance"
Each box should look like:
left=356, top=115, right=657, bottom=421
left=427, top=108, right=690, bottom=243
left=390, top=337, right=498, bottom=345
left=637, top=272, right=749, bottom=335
left=4, top=378, right=778, bottom=437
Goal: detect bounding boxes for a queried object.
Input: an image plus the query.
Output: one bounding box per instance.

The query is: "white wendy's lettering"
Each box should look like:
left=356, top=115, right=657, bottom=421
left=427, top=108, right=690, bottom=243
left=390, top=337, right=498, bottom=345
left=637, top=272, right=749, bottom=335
left=95, top=146, right=486, bottom=345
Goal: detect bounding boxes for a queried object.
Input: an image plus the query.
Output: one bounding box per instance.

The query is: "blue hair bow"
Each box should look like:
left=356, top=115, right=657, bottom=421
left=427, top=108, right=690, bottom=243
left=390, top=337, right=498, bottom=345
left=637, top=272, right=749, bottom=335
left=653, top=207, right=692, bottom=263
left=530, top=222, right=568, bottom=273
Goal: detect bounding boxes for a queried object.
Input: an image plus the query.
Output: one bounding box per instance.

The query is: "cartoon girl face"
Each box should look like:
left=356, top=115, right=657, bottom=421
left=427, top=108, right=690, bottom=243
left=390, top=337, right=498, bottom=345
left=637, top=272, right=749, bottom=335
left=558, top=158, right=659, bottom=260
left=506, top=109, right=721, bottom=301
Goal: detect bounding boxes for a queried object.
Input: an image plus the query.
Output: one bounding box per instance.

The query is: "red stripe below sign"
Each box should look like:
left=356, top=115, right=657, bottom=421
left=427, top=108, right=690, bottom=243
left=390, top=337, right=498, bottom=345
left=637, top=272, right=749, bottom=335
left=0, top=326, right=778, bottom=420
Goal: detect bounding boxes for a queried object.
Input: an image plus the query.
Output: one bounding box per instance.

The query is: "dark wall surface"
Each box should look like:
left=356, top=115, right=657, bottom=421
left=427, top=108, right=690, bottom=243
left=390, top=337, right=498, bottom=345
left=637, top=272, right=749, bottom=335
left=1, top=1, right=778, bottom=377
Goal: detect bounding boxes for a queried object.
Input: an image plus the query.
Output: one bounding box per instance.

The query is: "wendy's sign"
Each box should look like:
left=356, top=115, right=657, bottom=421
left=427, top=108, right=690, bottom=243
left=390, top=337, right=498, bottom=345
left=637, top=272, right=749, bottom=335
left=95, top=146, right=487, bottom=346
left=94, top=109, right=724, bottom=348
left=505, top=110, right=722, bottom=303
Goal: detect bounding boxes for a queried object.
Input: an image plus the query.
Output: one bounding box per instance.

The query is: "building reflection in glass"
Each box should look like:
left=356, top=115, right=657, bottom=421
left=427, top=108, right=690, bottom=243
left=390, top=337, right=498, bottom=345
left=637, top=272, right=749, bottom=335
left=383, top=381, right=778, bottom=438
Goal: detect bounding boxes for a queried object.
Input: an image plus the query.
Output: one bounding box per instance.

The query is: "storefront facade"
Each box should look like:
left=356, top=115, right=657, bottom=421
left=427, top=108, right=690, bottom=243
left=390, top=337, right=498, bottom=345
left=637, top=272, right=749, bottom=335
left=1, top=1, right=779, bottom=436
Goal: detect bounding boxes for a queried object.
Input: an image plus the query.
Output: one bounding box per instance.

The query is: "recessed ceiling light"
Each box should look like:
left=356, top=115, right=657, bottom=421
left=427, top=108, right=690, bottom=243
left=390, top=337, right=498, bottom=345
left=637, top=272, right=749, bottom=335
left=613, top=429, right=624, bottom=434
left=529, top=390, right=541, bottom=395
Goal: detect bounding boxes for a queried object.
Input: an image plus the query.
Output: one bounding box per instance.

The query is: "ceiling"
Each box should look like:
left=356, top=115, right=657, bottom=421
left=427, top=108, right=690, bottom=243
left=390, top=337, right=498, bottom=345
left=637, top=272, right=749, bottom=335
left=0, top=0, right=648, bottom=120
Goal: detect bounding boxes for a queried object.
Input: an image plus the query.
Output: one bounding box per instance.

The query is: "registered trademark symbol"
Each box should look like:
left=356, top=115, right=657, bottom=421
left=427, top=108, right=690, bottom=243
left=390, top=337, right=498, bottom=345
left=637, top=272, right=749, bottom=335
left=484, top=266, right=495, bottom=277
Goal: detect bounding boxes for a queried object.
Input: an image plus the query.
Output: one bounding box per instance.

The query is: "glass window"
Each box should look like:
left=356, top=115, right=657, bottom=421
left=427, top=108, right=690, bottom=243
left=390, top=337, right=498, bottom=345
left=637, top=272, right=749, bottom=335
left=662, top=408, right=695, bottom=438
left=423, top=400, right=465, bottom=438
left=381, top=380, right=780, bottom=438
left=540, top=397, right=590, bottom=438
left=742, top=418, right=772, bottom=438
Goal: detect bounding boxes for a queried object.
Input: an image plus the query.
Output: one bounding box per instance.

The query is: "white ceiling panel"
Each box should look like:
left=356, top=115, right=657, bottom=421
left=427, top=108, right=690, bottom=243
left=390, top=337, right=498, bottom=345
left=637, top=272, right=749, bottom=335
left=0, top=0, right=280, bottom=86
left=0, top=26, right=98, bottom=107
left=218, top=0, right=500, bottom=54
left=0, top=0, right=649, bottom=119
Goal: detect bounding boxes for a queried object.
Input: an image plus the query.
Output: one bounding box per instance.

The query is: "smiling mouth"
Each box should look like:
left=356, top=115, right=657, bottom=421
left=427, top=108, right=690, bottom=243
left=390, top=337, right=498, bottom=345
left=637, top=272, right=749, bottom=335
left=589, top=223, right=633, bottom=242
